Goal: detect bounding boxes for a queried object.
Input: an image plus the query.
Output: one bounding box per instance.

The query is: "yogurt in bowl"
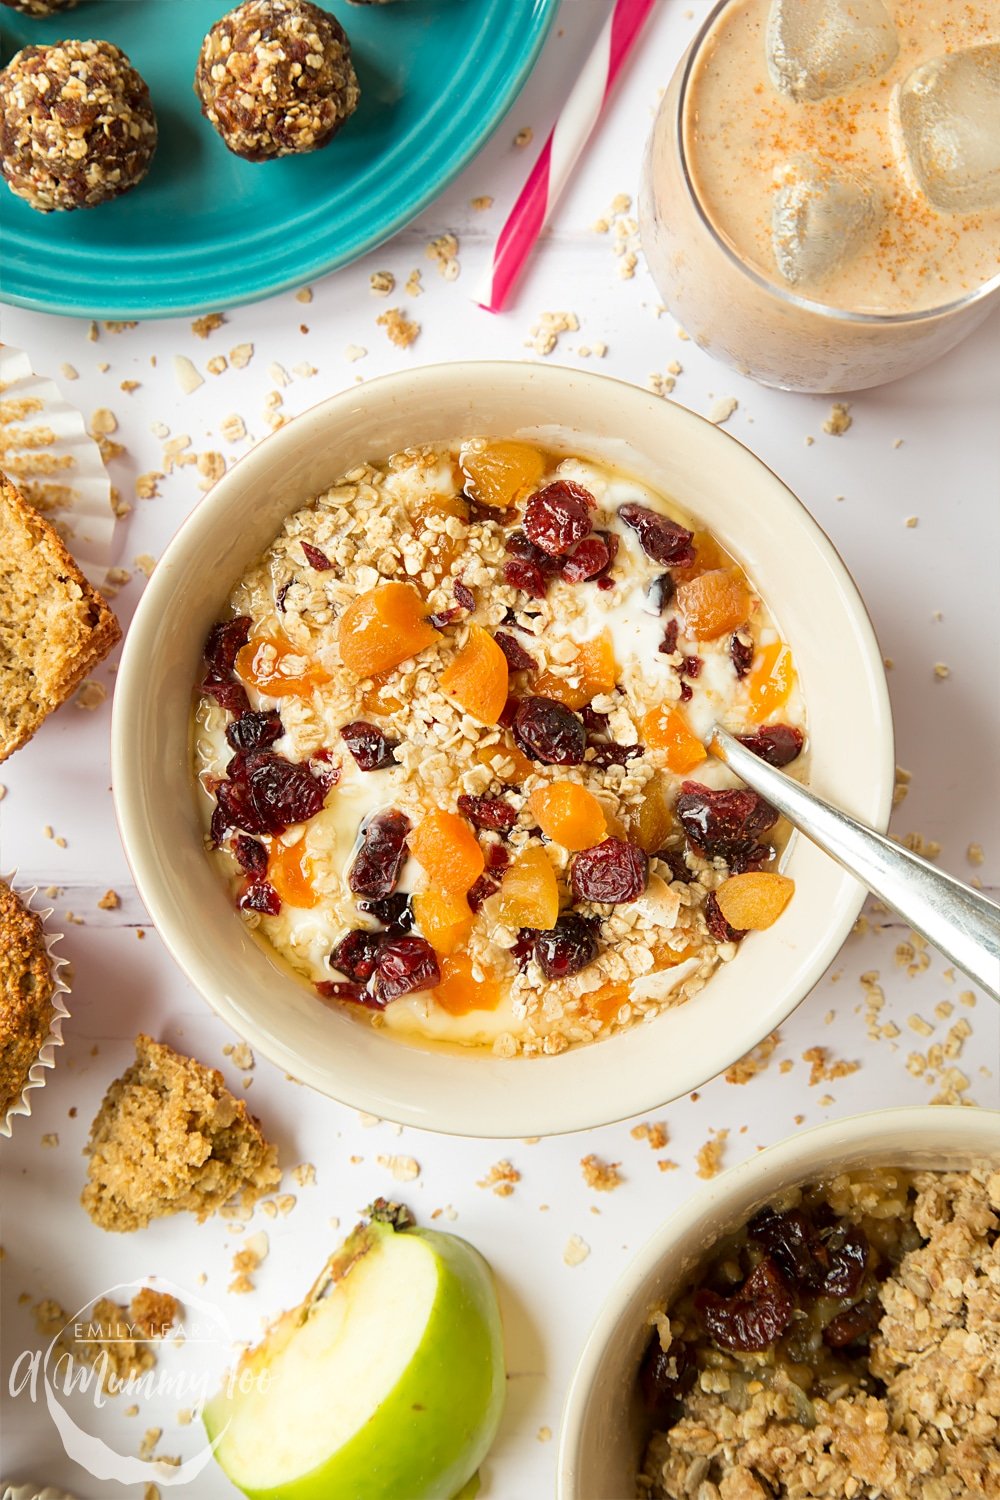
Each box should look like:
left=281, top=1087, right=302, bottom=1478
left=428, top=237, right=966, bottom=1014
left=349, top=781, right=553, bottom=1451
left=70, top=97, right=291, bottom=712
left=112, top=362, right=892, bottom=1136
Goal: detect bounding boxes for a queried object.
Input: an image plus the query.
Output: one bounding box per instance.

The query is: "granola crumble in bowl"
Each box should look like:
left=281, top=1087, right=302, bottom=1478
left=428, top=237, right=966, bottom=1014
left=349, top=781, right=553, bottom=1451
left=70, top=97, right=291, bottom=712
left=112, top=363, right=892, bottom=1135
left=558, top=1106, right=1000, bottom=1500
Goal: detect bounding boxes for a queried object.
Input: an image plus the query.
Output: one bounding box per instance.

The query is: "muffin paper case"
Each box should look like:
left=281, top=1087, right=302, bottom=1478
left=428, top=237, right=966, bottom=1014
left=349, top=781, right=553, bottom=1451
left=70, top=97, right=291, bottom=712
left=1, top=874, right=71, bottom=1140
left=2, top=1486, right=80, bottom=1500
left=0, top=344, right=117, bottom=588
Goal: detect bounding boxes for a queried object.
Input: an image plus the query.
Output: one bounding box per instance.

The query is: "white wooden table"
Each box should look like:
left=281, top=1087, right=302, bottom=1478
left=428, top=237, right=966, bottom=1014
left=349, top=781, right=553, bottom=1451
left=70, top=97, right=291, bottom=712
left=2, top=3, right=998, bottom=1495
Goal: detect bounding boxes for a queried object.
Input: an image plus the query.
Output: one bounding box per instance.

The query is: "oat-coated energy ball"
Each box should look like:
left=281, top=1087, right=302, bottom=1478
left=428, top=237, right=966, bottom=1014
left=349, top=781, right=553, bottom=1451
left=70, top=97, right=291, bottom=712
left=0, top=0, right=78, bottom=16
left=0, top=39, right=157, bottom=212
left=195, top=0, right=360, bottom=162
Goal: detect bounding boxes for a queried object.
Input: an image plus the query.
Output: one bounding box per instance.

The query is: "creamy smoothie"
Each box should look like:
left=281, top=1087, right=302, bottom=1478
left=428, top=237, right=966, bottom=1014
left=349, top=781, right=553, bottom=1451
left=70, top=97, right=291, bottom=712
left=686, top=0, right=1000, bottom=314
left=640, top=0, right=1000, bottom=390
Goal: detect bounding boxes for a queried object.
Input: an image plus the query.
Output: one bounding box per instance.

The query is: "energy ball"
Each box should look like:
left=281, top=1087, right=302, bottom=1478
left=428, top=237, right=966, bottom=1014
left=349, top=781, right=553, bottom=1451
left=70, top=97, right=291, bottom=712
left=0, top=39, right=157, bottom=212
left=1, top=1, right=78, bottom=16
left=195, top=0, right=360, bottom=162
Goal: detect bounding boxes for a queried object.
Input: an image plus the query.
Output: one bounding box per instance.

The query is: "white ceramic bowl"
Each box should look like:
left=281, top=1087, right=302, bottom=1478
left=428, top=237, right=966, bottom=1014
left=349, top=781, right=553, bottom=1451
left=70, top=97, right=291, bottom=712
left=558, top=1105, right=1000, bottom=1499
left=112, top=362, right=893, bottom=1136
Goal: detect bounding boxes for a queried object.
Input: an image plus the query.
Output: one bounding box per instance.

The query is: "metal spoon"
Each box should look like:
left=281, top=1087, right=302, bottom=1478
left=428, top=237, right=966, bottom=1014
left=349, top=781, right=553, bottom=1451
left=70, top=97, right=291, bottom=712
left=711, top=725, right=1000, bottom=1003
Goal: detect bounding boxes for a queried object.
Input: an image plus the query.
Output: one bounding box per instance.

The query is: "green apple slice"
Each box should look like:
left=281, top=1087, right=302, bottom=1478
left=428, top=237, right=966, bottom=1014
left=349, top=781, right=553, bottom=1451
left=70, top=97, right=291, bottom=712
left=204, top=1204, right=505, bottom=1500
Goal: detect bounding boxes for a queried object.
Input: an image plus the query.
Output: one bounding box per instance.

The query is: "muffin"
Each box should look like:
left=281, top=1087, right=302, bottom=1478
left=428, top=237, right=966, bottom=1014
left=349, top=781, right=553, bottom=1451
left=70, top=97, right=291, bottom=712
left=0, top=0, right=78, bottom=15
left=0, top=877, right=68, bottom=1129
left=194, top=0, right=360, bottom=161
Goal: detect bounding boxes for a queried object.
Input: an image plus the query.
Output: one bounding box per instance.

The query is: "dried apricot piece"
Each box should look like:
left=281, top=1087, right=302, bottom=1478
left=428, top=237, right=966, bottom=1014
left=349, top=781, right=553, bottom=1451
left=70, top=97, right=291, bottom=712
left=745, top=642, right=796, bottom=723
left=439, top=624, right=509, bottom=725
left=338, top=582, right=440, bottom=679
left=534, top=630, right=617, bottom=710
left=671, top=528, right=728, bottom=584
left=412, top=888, right=474, bottom=956
left=266, top=835, right=317, bottom=909
left=527, top=782, right=607, bottom=851
left=498, top=845, right=560, bottom=930
left=412, top=493, right=469, bottom=526
left=235, top=635, right=332, bottom=699
left=461, top=441, right=546, bottom=510
left=675, top=569, right=751, bottom=641
left=650, top=942, right=697, bottom=971
left=641, top=705, right=707, bottom=775
left=475, top=738, right=536, bottom=785
left=410, top=808, right=485, bottom=894
left=630, top=771, right=676, bottom=854
left=586, top=981, right=630, bottom=1024
left=432, top=953, right=503, bottom=1015
left=715, top=872, right=794, bottom=930
left=360, top=671, right=408, bottom=716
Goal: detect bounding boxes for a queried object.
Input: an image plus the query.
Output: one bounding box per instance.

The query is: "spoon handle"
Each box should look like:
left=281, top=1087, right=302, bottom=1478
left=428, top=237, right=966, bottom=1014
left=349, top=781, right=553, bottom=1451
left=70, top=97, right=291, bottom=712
left=713, top=727, right=1000, bottom=1003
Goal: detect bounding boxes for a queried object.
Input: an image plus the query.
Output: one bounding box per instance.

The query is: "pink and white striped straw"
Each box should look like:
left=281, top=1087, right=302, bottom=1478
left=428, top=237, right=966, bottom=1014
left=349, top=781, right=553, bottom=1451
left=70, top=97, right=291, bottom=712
left=476, top=0, right=658, bottom=314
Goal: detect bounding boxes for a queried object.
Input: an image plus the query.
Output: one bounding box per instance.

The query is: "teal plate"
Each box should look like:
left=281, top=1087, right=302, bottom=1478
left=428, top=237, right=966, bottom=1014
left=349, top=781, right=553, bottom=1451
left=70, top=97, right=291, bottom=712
left=0, top=0, right=558, bottom=319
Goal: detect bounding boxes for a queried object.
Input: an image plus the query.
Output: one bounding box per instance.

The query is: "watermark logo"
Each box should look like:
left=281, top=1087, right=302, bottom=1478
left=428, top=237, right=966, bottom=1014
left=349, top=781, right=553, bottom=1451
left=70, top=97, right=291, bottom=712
left=7, top=1277, right=262, bottom=1486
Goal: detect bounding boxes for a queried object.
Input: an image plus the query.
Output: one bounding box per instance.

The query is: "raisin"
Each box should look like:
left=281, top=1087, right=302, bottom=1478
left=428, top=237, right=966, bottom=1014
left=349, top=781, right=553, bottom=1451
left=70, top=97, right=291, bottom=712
left=704, top=891, right=747, bottom=943
left=524, top=481, right=595, bottom=557
left=494, top=630, right=537, bottom=672
left=372, top=934, right=440, bottom=1003
left=226, top=709, right=284, bottom=752
left=571, top=838, right=648, bottom=904
left=638, top=1334, right=693, bottom=1422
left=232, top=834, right=268, bottom=875
left=330, top=929, right=385, bottom=984
left=683, top=656, right=702, bottom=679
left=561, top=533, right=613, bottom=583
left=348, top=809, right=410, bottom=899
left=340, top=720, right=399, bottom=772
left=676, top=781, right=779, bottom=871
left=823, top=1294, right=881, bottom=1349
left=210, top=801, right=230, bottom=847
left=749, top=1207, right=822, bottom=1287
left=586, top=743, right=645, bottom=769
left=513, top=697, right=587, bottom=766
left=357, top=892, right=414, bottom=931
left=204, top=616, right=251, bottom=676
left=619, top=503, right=695, bottom=566
left=316, top=979, right=384, bottom=1010
left=467, top=873, right=499, bottom=912
left=644, top=573, right=675, bottom=615
left=821, top=1226, right=870, bottom=1299
left=201, top=676, right=251, bottom=717
left=737, top=725, right=804, bottom=768
left=238, top=880, right=281, bottom=916
left=731, top=631, right=754, bottom=678
left=301, top=542, right=333, bottom=571
left=658, top=619, right=679, bottom=656
left=534, top=912, right=599, bottom=979
left=581, top=705, right=610, bottom=735
left=658, top=848, right=694, bottom=884
left=454, top=580, right=476, bottom=611
left=217, top=750, right=328, bottom=836
left=429, top=607, right=460, bottom=630
left=695, top=1256, right=794, bottom=1353
left=457, top=793, right=518, bottom=833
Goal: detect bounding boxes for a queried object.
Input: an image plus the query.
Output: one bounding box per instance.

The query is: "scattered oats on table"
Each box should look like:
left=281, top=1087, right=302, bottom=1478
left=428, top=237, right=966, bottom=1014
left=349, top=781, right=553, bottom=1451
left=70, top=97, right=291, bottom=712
left=370, top=270, right=395, bottom=296
left=563, top=1234, right=590, bottom=1267
left=98, top=889, right=121, bottom=910
left=580, top=1154, right=622, bottom=1191
left=477, top=1160, right=521, bottom=1197
left=631, top=1121, right=669, bottom=1150
left=376, top=1153, right=419, bottom=1182
left=75, top=679, right=107, bottom=711
left=708, top=396, right=738, bottom=425
left=695, top=1128, right=728, bottom=1179
left=230, top=343, right=254, bottom=370
left=823, top=401, right=853, bottom=435
left=191, top=313, right=225, bottom=339
left=172, top=356, right=204, bottom=396
left=377, top=307, right=420, bottom=348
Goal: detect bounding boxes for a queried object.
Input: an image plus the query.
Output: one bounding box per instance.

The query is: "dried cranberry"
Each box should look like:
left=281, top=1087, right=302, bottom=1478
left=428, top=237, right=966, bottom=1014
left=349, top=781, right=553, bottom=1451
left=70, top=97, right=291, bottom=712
left=505, top=530, right=562, bottom=572
left=454, top=580, right=476, bottom=611
left=644, top=573, right=675, bottom=615
left=330, top=929, right=385, bottom=984
left=493, top=630, right=537, bottom=672
left=704, top=891, right=747, bottom=944
left=619, top=503, right=695, bottom=566
left=428, top=607, right=460, bottom=630
left=239, top=880, right=281, bottom=916
left=201, top=676, right=251, bottom=717
left=676, top=781, right=779, bottom=871
left=821, top=1227, right=870, bottom=1299
left=749, top=1207, right=822, bottom=1287
left=524, top=481, right=595, bottom=557
left=503, top=557, right=548, bottom=598
left=217, top=750, right=328, bottom=836
left=581, top=705, right=610, bottom=735
left=511, top=929, right=536, bottom=970
left=232, top=834, right=268, bottom=876
left=736, top=725, right=804, bottom=768
left=372, top=934, right=440, bottom=1003
left=301, top=542, right=333, bottom=571
left=457, top=793, right=518, bottom=832
left=226, top=710, right=283, bottom=752
left=357, top=892, right=414, bottom=931
left=316, top=979, right=384, bottom=1010
left=204, top=616, right=251, bottom=676
left=823, top=1294, right=881, bottom=1349
left=534, top=912, right=599, bottom=979
left=348, top=809, right=410, bottom=899
left=683, top=656, right=702, bottom=679
left=730, top=632, right=754, bottom=678
left=485, top=841, right=510, bottom=873
left=695, top=1256, right=794, bottom=1353
left=586, top=743, right=645, bottom=769
left=340, top=720, right=399, bottom=772
left=467, top=873, right=499, bottom=912
left=513, top=697, right=586, bottom=766
left=679, top=682, right=693, bottom=703
left=571, top=838, right=648, bottom=904
left=658, top=619, right=679, bottom=656
left=210, top=801, right=230, bottom=847
left=275, top=581, right=292, bottom=614
left=561, top=534, right=612, bottom=583
left=639, top=1335, right=693, bottom=1422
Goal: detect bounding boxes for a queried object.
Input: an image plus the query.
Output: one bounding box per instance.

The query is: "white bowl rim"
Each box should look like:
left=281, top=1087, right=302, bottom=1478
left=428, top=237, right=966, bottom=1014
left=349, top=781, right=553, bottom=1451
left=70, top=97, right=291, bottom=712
left=112, top=360, right=895, bottom=1136
left=557, top=1104, right=1000, bottom=1495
